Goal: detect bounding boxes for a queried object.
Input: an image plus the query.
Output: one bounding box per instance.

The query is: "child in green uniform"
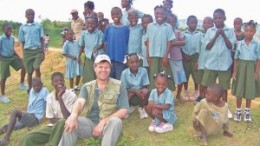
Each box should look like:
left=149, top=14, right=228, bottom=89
left=232, top=20, right=260, bottom=122
left=0, top=23, right=27, bottom=103
left=18, top=9, right=45, bottom=91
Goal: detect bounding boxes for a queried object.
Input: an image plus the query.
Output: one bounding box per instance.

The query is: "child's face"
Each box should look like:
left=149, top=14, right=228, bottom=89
left=233, top=19, right=242, bottom=31
left=127, top=55, right=139, bottom=72
left=111, top=9, right=122, bottom=24
left=213, top=12, right=225, bottom=28
left=51, top=76, right=65, bottom=91
left=154, top=8, right=166, bottom=24
left=205, top=87, right=218, bottom=103
left=121, top=0, right=129, bottom=8
left=142, top=17, right=152, bottom=30
left=128, top=14, right=138, bottom=27
left=244, top=25, right=256, bottom=40
left=26, top=10, right=35, bottom=23
left=163, top=0, right=173, bottom=11
left=32, top=81, right=43, bottom=93
left=99, top=21, right=109, bottom=32
left=203, top=18, right=214, bottom=31
left=86, top=18, right=97, bottom=33
left=187, top=18, right=198, bottom=31
left=65, top=31, right=74, bottom=41
left=4, top=25, right=12, bottom=37
left=98, top=12, right=104, bottom=20
left=155, top=76, right=167, bottom=94
left=167, top=16, right=177, bottom=28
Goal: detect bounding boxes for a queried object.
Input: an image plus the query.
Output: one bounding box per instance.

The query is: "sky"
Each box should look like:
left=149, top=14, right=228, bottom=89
left=0, top=0, right=259, bottom=27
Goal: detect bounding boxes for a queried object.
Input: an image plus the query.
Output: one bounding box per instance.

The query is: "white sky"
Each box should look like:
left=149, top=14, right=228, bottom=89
left=1, top=0, right=259, bottom=27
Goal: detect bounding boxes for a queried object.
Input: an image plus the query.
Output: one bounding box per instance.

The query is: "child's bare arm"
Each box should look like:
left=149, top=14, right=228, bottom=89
left=254, top=60, right=260, bottom=80
left=154, top=103, right=170, bottom=110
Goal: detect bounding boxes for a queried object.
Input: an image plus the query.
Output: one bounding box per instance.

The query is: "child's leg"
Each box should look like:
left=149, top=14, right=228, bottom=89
left=75, top=76, right=81, bottom=87
left=176, top=83, right=183, bottom=99
left=1, top=110, right=23, bottom=143
left=27, top=73, right=33, bottom=89
left=145, top=105, right=154, bottom=119
left=222, top=90, right=228, bottom=102
left=69, top=78, right=74, bottom=89
left=20, top=67, right=26, bottom=84
left=35, top=68, right=41, bottom=78
left=0, top=79, right=6, bottom=95
left=245, top=99, right=251, bottom=108
left=194, top=120, right=208, bottom=146
left=234, top=97, right=242, bottom=121
left=152, top=109, right=167, bottom=123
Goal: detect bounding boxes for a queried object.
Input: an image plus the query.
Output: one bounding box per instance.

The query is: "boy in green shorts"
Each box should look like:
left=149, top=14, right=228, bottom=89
left=201, top=9, right=236, bottom=118
left=18, top=9, right=45, bottom=91
left=0, top=23, right=27, bottom=103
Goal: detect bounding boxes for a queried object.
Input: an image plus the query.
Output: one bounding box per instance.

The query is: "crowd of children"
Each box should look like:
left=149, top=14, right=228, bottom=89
left=0, top=0, right=259, bottom=145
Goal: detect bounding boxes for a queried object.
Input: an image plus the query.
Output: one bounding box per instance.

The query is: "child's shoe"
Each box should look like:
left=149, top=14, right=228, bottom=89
left=0, top=95, right=10, bottom=103
left=244, top=109, right=252, bottom=122
left=148, top=120, right=155, bottom=132
left=155, top=122, right=173, bottom=133
left=138, top=107, right=144, bottom=119
left=19, top=82, right=28, bottom=90
left=142, top=108, right=148, bottom=118
left=233, top=109, right=242, bottom=122
left=182, top=90, right=190, bottom=101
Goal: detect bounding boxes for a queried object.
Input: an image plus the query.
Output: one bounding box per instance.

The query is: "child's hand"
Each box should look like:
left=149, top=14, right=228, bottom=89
left=57, top=85, right=66, bottom=100
left=182, top=54, right=191, bottom=61
left=254, top=72, right=259, bottom=80
left=232, top=72, right=237, bottom=80
left=223, top=131, right=233, bottom=137
left=162, top=55, right=169, bottom=68
left=72, top=56, right=77, bottom=60
left=194, top=63, right=198, bottom=70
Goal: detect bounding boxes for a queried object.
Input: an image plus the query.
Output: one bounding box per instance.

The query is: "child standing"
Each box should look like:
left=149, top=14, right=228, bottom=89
left=18, top=9, right=45, bottom=91
left=201, top=9, right=236, bottom=118
left=0, top=77, right=48, bottom=146
left=104, top=7, right=129, bottom=80
left=62, top=29, right=82, bottom=91
left=128, top=8, right=143, bottom=55
left=43, top=34, right=50, bottom=52
left=79, top=16, right=103, bottom=84
left=121, top=0, right=144, bottom=25
left=192, top=84, right=233, bottom=146
left=121, top=53, right=149, bottom=119
left=145, top=71, right=177, bottom=133
left=141, top=14, right=153, bottom=69
left=146, top=6, right=175, bottom=91
left=0, top=23, right=27, bottom=103
left=166, top=13, right=187, bottom=100
left=232, top=20, right=260, bottom=122
left=182, top=15, right=202, bottom=101
left=196, top=17, right=214, bottom=102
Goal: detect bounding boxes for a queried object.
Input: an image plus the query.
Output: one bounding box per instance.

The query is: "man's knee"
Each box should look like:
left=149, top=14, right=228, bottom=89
left=107, top=117, right=122, bottom=129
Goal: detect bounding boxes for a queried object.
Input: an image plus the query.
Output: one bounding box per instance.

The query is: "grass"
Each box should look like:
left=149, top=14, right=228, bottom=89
left=1, top=45, right=260, bottom=146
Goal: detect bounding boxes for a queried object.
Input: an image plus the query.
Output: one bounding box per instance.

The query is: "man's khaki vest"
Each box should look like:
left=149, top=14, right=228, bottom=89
left=81, top=78, right=121, bottom=119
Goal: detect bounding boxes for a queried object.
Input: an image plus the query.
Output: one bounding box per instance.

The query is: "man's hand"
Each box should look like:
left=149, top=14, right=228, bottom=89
left=64, top=114, right=78, bottom=133
left=93, top=121, right=105, bottom=137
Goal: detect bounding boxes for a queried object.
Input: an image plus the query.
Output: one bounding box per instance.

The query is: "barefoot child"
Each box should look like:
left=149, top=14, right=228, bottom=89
left=63, top=29, right=82, bottom=91
left=166, top=13, right=187, bottom=101
left=182, top=15, right=202, bottom=101
left=0, top=78, right=48, bottom=146
left=192, top=84, right=233, bottom=146
left=121, top=53, right=149, bottom=119
left=0, top=23, right=27, bottom=103
left=145, top=71, right=177, bottom=133
left=232, top=20, right=260, bottom=122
